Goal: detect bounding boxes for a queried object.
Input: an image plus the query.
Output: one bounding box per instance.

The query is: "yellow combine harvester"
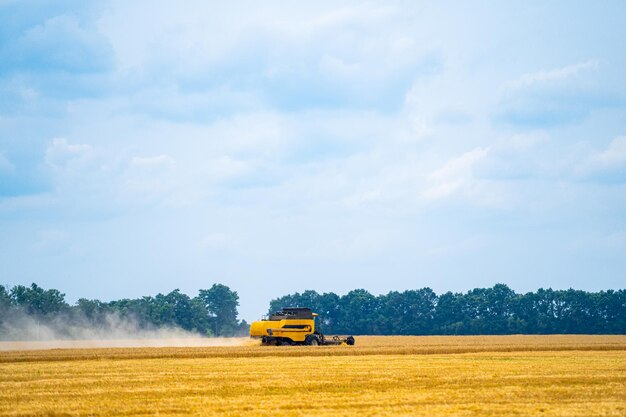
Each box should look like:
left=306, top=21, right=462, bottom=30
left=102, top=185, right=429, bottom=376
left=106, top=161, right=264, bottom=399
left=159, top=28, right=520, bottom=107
left=250, top=307, right=355, bottom=346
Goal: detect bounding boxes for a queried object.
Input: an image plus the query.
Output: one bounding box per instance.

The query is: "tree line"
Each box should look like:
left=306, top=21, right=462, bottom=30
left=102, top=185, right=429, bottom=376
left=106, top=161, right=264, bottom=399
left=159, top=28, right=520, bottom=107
left=2, top=282, right=624, bottom=339
left=269, top=284, right=626, bottom=335
left=0, top=283, right=248, bottom=339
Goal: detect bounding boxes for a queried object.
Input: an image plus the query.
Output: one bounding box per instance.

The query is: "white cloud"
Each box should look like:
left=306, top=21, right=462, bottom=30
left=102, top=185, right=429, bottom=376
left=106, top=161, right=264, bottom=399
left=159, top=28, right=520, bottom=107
left=46, top=138, right=92, bottom=157
left=497, top=131, right=550, bottom=151
left=318, top=55, right=361, bottom=78
left=130, top=155, right=175, bottom=169
left=124, top=154, right=177, bottom=198
left=43, top=139, right=181, bottom=210
left=578, top=136, right=626, bottom=181
left=423, top=147, right=490, bottom=201
left=509, top=60, right=598, bottom=89
left=44, top=138, right=97, bottom=178
left=12, top=14, right=111, bottom=72
left=587, top=136, right=626, bottom=169
left=45, top=138, right=93, bottom=168
left=343, top=188, right=383, bottom=208
left=98, top=0, right=434, bottom=112
left=473, top=131, right=554, bottom=181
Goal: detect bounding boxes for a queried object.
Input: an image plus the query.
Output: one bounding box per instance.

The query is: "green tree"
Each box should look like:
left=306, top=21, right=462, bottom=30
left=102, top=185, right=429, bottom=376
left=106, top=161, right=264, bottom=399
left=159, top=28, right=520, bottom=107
left=0, top=285, right=13, bottom=314
left=315, top=292, right=342, bottom=334
left=11, top=283, right=69, bottom=316
left=482, top=284, right=516, bottom=334
left=75, top=298, right=109, bottom=324
left=337, top=289, right=378, bottom=334
left=434, top=291, right=466, bottom=334
left=384, top=288, right=437, bottom=335
left=596, top=290, right=626, bottom=333
left=198, top=284, right=240, bottom=336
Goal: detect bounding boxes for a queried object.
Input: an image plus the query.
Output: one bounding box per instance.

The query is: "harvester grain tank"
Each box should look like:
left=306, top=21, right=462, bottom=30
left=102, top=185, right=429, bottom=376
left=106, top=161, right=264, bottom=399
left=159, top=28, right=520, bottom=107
left=250, top=307, right=355, bottom=346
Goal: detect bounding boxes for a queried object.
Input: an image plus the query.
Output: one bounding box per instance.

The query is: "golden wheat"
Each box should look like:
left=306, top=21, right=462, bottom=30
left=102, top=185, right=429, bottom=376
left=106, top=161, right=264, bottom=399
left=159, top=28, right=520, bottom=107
left=1, top=335, right=624, bottom=416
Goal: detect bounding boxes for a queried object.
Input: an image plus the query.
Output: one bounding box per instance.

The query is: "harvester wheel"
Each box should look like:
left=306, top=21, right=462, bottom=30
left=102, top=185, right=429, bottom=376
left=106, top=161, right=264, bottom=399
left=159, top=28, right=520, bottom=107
left=304, top=334, right=319, bottom=346
left=346, top=336, right=355, bottom=345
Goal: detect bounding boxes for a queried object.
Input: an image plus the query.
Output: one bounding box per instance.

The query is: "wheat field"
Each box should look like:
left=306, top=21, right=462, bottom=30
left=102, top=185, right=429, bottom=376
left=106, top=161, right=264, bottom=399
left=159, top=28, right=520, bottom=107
left=1, top=335, right=625, bottom=416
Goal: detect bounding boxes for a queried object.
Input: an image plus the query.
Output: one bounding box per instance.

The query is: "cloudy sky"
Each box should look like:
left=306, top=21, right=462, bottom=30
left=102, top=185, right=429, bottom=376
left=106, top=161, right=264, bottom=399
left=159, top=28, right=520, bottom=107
left=1, top=1, right=625, bottom=321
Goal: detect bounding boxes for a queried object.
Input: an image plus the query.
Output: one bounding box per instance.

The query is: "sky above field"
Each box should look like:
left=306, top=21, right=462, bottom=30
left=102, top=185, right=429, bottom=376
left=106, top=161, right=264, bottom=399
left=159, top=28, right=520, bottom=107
left=1, top=1, right=625, bottom=321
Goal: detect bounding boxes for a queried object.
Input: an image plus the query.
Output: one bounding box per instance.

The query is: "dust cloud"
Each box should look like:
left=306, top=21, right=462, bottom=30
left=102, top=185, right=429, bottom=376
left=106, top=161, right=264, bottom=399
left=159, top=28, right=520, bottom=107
left=0, top=337, right=251, bottom=351
left=0, top=312, right=251, bottom=351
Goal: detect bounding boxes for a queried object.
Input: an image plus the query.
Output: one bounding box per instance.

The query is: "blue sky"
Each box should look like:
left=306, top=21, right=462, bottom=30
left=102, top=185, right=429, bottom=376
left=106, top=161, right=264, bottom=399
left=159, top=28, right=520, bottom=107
left=1, top=1, right=625, bottom=321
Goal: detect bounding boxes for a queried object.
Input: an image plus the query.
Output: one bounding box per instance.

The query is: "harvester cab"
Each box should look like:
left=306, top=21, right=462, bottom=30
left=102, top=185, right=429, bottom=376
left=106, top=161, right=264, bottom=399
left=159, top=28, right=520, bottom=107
left=250, top=307, right=355, bottom=346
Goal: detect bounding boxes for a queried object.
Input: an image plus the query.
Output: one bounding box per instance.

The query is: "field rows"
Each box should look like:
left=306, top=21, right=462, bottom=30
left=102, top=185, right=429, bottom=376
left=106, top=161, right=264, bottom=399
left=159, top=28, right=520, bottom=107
left=1, top=334, right=625, bottom=363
